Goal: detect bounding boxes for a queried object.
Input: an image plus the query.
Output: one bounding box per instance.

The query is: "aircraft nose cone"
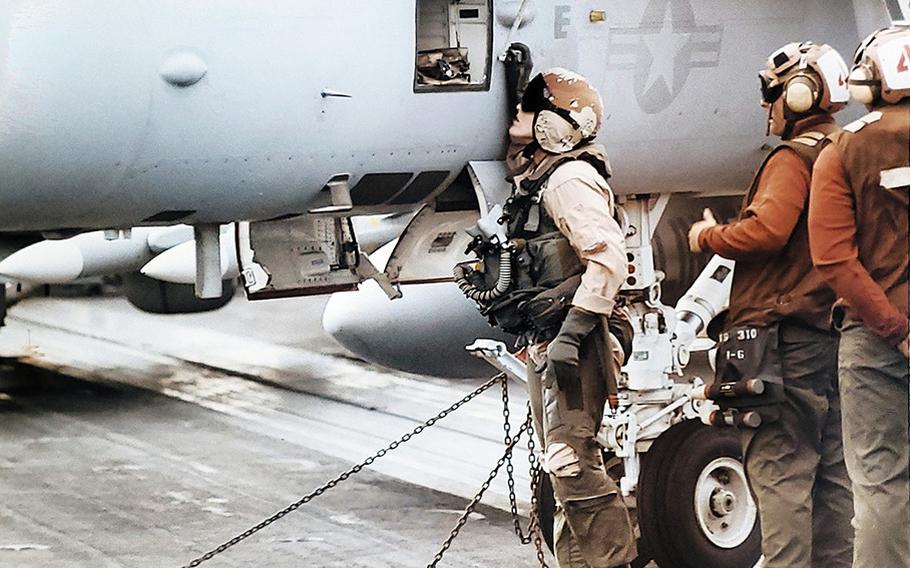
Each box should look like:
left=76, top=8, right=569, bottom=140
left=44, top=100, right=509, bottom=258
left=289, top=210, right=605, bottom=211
left=141, top=241, right=196, bottom=284
left=141, top=228, right=239, bottom=284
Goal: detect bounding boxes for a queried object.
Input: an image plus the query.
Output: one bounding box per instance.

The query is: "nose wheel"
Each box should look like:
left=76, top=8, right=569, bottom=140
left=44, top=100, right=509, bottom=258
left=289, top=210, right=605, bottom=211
left=636, top=420, right=761, bottom=568
left=696, top=457, right=755, bottom=549
left=533, top=421, right=760, bottom=567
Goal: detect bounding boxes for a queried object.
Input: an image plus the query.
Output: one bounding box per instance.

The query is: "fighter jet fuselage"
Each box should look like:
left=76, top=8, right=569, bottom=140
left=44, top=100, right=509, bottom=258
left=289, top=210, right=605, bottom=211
left=0, top=0, right=887, bottom=233
left=0, top=5, right=901, bottom=565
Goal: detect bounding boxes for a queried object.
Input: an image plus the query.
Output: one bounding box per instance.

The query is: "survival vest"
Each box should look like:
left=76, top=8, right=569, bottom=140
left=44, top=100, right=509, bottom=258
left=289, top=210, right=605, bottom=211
left=468, top=144, right=613, bottom=339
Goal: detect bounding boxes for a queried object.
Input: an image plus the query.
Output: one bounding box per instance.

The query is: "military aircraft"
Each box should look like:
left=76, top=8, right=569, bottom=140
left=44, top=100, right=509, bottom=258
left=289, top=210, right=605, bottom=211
left=320, top=0, right=903, bottom=377
left=0, top=1, right=903, bottom=566
left=0, top=0, right=897, bottom=359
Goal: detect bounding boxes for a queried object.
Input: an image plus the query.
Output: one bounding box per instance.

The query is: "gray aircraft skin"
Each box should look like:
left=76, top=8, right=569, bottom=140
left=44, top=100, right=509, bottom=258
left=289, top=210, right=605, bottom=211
left=0, top=0, right=894, bottom=233
left=0, top=3, right=904, bottom=565
left=0, top=0, right=900, bottom=378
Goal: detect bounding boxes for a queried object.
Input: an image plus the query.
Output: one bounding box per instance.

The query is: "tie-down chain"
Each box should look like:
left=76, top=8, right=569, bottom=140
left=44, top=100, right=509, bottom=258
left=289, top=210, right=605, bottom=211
left=179, top=373, right=550, bottom=568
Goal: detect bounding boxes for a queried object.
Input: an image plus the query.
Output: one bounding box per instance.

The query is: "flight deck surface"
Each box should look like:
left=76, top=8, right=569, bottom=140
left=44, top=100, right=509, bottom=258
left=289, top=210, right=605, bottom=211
left=0, top=295, right=545, bottom=567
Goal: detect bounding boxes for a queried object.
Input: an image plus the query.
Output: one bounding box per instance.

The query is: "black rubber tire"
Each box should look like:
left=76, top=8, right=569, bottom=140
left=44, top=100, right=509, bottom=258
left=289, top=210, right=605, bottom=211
left=635, top=419, right=697, bottom=563
left=123, top=273, right=234, bottom=314
left=536, top=470, right=556, bottom=552
left=637, top=420, right=762, bottom=568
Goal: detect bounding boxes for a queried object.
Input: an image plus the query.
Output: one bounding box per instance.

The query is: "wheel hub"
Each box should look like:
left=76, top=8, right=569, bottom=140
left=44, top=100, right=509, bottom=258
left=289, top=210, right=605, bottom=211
left=694, top=457, right=757, bottom=549
left=710, top=489, right=738, bottom=516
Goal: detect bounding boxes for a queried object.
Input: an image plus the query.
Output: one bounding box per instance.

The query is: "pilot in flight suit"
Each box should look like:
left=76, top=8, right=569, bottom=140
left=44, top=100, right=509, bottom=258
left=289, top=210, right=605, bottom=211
left=456, top=68, right=636, bottom=568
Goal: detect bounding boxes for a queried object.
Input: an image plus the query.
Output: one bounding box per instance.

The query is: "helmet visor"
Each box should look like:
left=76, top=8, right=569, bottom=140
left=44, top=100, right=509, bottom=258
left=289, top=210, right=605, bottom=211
left=520, top=73, right=549, bottom=114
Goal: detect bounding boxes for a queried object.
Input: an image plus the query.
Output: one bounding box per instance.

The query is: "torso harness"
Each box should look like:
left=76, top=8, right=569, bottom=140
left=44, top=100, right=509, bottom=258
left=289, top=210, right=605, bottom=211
left=454, top=150, right=612, bottom=344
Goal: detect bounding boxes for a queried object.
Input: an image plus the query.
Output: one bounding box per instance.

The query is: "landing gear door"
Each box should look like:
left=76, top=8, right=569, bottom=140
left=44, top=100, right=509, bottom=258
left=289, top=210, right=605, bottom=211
left=384, top=160, right=512, bottom=284
left=384, top=206, right=478, bottom=285
left=238, top=216, right=370, bottom=300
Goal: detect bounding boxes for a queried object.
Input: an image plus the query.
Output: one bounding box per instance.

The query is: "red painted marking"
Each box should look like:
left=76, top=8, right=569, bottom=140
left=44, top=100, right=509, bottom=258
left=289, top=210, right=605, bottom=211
left=898, top=44, right=910, bottom=74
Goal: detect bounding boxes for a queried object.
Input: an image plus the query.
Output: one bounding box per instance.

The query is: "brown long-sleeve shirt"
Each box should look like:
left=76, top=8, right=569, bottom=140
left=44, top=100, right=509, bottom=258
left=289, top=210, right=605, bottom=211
left=809, top=138, right=910, bottom=345
left=696, top=117, right=839, bottom=330
left=698, top=150, right=810, bottom=260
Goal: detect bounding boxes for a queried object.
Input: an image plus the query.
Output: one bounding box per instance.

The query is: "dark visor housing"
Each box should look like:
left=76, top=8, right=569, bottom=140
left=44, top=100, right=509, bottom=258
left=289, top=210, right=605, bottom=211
left=520, top=73, right=549, bottom=113
left=759, top=70, right=784, bottom=104
left=519, top=72, right=583, bottom=130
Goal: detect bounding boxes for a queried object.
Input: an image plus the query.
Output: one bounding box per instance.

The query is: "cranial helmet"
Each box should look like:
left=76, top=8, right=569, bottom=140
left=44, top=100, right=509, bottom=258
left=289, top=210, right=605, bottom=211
left=520, top=68, right=604, bottom=153
left=759, top=42, right=850, bottom=115
left=848, top=24, right=910, bottom=106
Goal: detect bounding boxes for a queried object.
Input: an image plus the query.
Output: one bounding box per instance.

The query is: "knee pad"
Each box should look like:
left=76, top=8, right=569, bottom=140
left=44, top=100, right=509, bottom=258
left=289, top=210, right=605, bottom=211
left=547, top=442, right=582, bottom=478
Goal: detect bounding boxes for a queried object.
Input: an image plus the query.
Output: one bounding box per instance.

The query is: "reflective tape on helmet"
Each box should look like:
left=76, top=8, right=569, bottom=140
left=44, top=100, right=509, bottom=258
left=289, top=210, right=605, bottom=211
left=851, top=25, right=910, bottom=104
left=816, top=48, right=850, bottom=103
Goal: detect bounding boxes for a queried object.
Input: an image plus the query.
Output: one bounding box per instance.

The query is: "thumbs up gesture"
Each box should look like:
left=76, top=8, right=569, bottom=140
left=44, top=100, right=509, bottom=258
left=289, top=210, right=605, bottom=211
left=688, top=208, right=718, bottom=253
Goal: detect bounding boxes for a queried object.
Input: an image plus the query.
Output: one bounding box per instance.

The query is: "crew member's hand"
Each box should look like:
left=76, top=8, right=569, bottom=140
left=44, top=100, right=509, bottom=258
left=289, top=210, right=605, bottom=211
left=548, top=307, right=600, bottom=387
left=688, top=208, right=718, bottom=253
left=899, top=334, right=909, bottom=359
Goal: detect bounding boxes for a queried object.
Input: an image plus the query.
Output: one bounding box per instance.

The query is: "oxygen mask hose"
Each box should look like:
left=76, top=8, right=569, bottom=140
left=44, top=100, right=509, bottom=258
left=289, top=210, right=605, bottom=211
left=454, top=245, right=514, bottom=304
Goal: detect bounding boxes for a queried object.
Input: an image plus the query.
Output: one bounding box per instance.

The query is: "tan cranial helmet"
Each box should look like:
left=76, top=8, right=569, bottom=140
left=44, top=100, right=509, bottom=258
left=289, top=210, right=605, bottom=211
left=520, top=67, right=604, bottom=153
left=759, top=41, right=850, bottom=115
left=848, top=24, right=910, bottom=105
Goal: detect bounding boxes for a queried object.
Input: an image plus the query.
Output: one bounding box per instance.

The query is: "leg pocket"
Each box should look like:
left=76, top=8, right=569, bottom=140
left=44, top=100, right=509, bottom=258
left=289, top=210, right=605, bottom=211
left=544, top=379, right=566, bottom=433
left=562, top=494, right=637, bottom=568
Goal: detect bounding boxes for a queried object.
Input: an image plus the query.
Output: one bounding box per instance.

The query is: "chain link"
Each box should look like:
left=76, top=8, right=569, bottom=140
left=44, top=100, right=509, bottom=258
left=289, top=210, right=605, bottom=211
left=429, top=374, right=549, bottom=567
left=501, top=378, right=530, bottom=543
left=505, top=384, right=550, bottom=567
left=180, top=373, right=506, bottom=568
left=427, top=417, right=531, bottom=566
left=525, top=420, right=550, bottom=567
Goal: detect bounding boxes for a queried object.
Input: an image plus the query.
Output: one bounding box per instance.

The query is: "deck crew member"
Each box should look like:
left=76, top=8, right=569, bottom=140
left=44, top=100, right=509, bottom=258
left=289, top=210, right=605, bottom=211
left=808, top=24, right=910, bottom=568
left=688, top=42, right=855, bottom=568
left=456, top=68, right=636, bottom=567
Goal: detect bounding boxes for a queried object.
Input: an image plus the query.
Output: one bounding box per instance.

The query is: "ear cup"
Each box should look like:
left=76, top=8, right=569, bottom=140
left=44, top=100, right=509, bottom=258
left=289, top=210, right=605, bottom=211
left=847, top=66, right=878, bottom=105
left=848, top=83, right=876, bottom=105
left=784, top=75, right=819, bottom=113
left=534, top=110, right=581, bottom=153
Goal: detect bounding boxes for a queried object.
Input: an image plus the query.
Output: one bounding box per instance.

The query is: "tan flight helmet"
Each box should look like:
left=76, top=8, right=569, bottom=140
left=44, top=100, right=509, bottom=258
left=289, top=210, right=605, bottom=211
left=759, top=41, right=850, bottom=117
left=848, top=24, right=910, bottom=106
left=520, top=67, right=604, bottom=153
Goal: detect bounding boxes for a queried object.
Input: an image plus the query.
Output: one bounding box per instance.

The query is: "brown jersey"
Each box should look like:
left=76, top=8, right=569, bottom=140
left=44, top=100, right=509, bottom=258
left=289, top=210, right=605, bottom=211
left=699, top=117, right=839, bottom=330
left=808, top=101, right=910, bottom=345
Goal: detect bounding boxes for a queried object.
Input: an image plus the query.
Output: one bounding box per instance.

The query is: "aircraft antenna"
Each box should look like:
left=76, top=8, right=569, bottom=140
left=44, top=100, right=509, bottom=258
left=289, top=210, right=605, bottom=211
left=499, top=0, right=531, bottom=61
